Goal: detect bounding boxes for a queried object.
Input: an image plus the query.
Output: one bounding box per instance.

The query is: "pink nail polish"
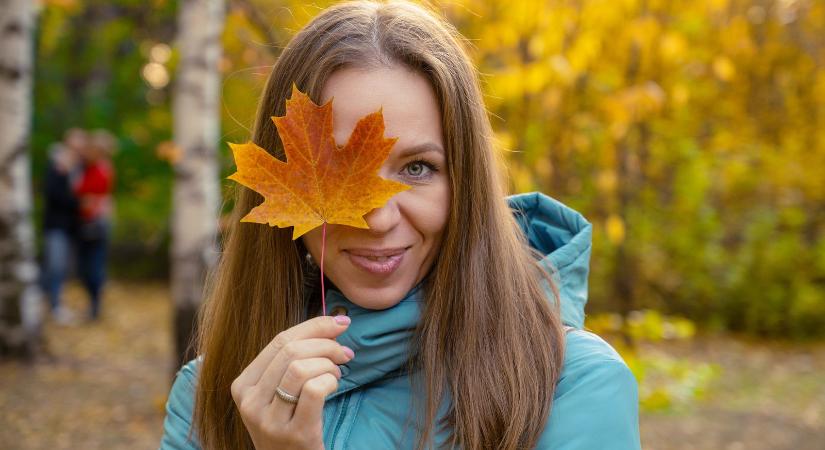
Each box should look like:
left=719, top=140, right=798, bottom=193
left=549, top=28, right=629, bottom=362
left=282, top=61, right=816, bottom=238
left=342, top=346, right=355, bottom=358
left=334, top=315, right=351, bottom=325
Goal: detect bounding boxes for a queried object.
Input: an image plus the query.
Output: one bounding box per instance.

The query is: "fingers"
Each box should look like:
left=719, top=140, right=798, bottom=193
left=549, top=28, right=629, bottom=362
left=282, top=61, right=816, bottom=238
left=266, top=357, right=342, bottom=422
left=279, top=358, right=342, bottom=394
left=256, top=338, right=354, bottom=412
left=234, top=315, right=351, bottom=390
left=291, top=373, right=339, bottom=427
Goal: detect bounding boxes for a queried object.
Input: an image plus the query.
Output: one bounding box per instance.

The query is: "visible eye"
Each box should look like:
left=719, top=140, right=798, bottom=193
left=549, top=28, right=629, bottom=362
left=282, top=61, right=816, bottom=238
left=401, top=158, right=439, bottom=181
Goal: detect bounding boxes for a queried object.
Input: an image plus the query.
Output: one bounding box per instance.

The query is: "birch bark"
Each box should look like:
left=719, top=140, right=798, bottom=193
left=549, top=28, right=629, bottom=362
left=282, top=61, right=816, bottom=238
left=171, top=0, right=225, bottom=369
left=0, top=0, right=40, bottom=359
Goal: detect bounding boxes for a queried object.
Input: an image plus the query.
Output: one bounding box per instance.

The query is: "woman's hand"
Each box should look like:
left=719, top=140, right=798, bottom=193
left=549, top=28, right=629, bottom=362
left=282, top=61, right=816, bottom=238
left=231, top=315, right=355, bottom=450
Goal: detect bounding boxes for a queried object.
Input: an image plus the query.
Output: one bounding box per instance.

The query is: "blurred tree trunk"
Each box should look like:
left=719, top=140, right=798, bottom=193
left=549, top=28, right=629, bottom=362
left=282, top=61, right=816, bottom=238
left=0, top=0, right=40, bottom=360
left=613, top=42, right=643, bottom=348
left=171, top=0, right=224, bottom=374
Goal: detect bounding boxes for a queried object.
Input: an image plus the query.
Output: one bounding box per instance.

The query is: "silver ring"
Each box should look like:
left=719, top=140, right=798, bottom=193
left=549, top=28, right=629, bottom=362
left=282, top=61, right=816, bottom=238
left=275, top=386, right=299, bottom=404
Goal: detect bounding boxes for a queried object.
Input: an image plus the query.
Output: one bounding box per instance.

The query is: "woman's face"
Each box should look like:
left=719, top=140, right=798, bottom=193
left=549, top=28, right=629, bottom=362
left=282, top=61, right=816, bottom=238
left=301, top=65, right=450, bottom=310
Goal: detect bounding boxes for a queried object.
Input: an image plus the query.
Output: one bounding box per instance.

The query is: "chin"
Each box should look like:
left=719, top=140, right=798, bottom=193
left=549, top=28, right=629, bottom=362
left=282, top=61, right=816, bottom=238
left=339, top=282, right=411, bottom=310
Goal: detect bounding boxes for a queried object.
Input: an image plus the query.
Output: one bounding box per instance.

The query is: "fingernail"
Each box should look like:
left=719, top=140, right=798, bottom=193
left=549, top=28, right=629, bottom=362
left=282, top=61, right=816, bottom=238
left=334, top=315, right=351, bottom=325
left=342, top=346, right=355, bottom=359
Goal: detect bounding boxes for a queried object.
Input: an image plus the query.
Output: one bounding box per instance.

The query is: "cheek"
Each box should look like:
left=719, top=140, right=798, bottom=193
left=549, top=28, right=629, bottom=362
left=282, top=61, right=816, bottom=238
left=300, top=227, right=323, bottom=261
left=406, top=182, right=450, bottom=243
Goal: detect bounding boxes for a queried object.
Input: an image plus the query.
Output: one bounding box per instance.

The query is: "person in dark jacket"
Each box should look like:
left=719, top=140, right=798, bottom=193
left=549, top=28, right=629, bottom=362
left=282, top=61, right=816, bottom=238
left=41, top=128, right=85, bottom=324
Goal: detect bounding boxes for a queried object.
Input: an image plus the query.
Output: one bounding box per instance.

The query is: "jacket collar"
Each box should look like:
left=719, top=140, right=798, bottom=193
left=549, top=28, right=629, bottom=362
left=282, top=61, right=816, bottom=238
left=325, top=279, right=424, bottom=399
left=325, top=192, right=592, bottom=398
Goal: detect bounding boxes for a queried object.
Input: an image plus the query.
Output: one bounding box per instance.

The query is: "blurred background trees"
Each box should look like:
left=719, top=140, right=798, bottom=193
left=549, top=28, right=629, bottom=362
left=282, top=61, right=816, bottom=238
left=1, top=1, right=821, bottom=447
left=446, top=0, right=825, bottom=339
left=27, top=0, right=825, bottom=341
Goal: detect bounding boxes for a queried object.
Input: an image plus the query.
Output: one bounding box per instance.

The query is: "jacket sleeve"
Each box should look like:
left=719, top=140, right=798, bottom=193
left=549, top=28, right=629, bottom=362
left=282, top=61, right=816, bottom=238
left=159, top=359, right=202, bottom=450
left=44, top=163, right=79, bottom=211
left=537, top=331, right=642, bottom=449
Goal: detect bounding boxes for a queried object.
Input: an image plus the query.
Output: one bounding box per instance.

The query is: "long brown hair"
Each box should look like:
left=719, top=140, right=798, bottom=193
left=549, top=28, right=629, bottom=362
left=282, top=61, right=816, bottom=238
left=193, top=1, right=565, bottom=448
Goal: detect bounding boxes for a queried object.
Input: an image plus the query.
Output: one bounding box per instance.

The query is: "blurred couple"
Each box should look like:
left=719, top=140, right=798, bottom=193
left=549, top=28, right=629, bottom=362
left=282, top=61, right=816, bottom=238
left=41, top=127, right=116, bottom=324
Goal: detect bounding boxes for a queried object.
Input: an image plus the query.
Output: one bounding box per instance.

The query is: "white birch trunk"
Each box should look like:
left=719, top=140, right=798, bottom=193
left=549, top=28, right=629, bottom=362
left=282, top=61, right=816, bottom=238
left=0, top=0, right=40, bottom=359
left=171, top=0, right=224, bottom=369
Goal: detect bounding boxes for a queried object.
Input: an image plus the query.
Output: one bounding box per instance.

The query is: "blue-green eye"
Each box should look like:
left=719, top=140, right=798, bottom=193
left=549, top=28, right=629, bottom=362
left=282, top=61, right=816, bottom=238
left=402, top=159, right=438, bottom=180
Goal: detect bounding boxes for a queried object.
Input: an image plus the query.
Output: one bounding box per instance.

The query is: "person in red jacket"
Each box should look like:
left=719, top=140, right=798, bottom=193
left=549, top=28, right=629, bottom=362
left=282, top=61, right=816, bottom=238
left=72, top=129, right=116, bottom=321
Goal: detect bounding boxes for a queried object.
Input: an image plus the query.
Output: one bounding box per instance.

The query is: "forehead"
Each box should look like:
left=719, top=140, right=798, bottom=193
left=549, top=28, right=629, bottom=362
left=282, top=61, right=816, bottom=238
left=319, top=66, right=443, bottom=151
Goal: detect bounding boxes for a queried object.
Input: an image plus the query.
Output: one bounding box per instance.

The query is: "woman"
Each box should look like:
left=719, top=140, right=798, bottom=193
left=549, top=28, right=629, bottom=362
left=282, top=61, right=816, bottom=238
left=161, top=1, right=640, bottom=449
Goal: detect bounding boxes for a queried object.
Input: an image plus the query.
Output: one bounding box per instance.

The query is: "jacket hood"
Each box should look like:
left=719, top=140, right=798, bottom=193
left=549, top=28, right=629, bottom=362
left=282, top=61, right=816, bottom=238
left=323, top=191, right=592, bottom=399
left=508, top=191, right=593, bottom=330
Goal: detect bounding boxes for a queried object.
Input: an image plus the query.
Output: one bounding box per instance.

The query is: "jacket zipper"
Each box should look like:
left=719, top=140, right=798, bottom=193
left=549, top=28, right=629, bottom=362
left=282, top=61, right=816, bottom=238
left=329, top=392, right=351, bottom=449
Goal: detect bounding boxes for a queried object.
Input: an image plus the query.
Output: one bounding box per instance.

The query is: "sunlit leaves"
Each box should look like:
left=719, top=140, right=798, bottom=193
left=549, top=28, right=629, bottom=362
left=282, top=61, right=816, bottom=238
left=447, top=0, right=825, bottom=337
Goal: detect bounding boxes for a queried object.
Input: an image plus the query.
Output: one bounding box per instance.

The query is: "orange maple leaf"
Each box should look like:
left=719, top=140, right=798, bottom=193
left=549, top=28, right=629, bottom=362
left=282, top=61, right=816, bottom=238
left=227, top=84, right=410, bottom=240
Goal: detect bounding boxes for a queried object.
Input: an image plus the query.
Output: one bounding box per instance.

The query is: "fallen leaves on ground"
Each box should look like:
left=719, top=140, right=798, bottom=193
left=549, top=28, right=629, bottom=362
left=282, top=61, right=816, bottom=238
left=634, top=336, right=825, bottom=450
left=1, top=280, right=824, bottom=449
left=0, top=281, right=172, bottom=450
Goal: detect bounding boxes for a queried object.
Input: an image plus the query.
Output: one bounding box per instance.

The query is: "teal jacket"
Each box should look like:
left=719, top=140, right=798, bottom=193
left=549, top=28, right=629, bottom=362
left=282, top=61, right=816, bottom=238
left=160, top=192, right=641, bottom=449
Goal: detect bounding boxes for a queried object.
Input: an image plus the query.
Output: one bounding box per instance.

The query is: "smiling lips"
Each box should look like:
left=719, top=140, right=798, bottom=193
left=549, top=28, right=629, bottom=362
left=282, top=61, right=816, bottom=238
left=345, top=247, right=408, bottom=274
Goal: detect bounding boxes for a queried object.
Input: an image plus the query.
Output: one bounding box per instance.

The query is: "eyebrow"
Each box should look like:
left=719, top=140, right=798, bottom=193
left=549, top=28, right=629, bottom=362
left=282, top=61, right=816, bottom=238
left=397, top=142, right=444, bottom=158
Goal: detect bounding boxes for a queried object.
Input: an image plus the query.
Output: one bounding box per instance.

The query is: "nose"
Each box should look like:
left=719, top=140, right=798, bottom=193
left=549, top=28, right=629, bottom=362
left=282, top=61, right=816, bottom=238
left=363, top=196, right=401, bottom=234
